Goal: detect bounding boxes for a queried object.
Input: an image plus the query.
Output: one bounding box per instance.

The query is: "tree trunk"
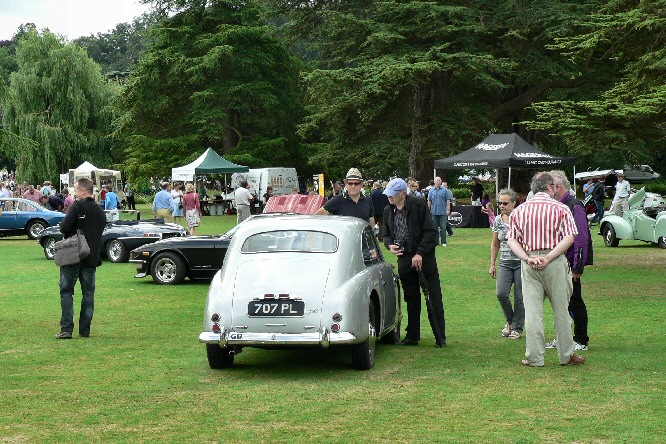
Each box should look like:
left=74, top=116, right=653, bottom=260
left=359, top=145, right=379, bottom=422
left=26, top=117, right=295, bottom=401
left=410, top=84, right=429, bottom=180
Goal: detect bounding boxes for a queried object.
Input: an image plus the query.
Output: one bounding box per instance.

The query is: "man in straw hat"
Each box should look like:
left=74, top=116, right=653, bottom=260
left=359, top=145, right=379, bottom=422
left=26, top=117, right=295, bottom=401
left=315, top=167, right=374, bottom=226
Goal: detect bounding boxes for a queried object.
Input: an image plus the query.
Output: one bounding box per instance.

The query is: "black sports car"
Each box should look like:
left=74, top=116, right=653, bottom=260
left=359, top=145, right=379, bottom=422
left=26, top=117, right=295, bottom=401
left=39, top=219, right=187, bottom=263
left=129, top=214, right=287, bottom=285
left=129, top=230, right=237, bottom=285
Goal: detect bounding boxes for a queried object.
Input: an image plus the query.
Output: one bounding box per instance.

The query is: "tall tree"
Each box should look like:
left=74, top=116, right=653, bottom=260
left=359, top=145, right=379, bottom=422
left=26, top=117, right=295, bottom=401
left=1, top=30, right=116, bottom=183
left=118, top=0, right=305, bottom=181
left=73, top=11, right=166, bottom=76
left=525, top=0, right=666, bottom=173
left=272, top=1, right=606, bottom=180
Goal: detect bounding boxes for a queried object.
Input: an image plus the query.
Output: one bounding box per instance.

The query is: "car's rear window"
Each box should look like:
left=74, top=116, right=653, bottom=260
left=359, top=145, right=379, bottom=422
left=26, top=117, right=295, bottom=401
left=241, top=230, right=338, bottom=253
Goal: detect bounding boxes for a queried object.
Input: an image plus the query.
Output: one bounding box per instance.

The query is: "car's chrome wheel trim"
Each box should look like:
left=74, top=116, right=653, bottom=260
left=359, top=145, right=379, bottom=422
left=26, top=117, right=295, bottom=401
left=45, top=238, right=56, bottom=259
left=108, top=240, right=122, bottom=261
left=29, top=223, right=45, bottom=237
left=155, top=258, right=177, bottom=283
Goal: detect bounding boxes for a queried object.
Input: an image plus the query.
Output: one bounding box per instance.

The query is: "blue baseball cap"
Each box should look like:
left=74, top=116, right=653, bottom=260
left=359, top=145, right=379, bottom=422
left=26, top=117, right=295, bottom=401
left=383, top=178, right=408, bottom=197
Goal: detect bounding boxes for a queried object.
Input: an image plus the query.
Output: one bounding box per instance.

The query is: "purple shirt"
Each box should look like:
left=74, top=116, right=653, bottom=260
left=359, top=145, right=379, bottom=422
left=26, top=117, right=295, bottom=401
left=559, top=193, right=591, bottom=274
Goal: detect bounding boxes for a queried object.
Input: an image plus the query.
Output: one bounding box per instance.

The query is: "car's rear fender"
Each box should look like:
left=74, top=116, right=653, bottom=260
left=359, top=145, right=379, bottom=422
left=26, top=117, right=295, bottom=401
left=202, top=270, right=232, bottom=333
left=601, top=215, right=634, bottom=240
left=656, top=213, right=666, bottom=238
left=321, top=268, right=377, bottom=342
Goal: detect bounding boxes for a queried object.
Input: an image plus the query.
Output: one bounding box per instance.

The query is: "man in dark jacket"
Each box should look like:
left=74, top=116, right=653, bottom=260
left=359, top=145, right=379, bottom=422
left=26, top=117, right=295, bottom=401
left=370, top=181, right=389, bottom=238
left=55, top=178, right=106, bottom=339
left=589, top=177, right=606, bottom=225
left=382, top=178, right=446, bottom=347
left=549, top=171, right=593, bottom=351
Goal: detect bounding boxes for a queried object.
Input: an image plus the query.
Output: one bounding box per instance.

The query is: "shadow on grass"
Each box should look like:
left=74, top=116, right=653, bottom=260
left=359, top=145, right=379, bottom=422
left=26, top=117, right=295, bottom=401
left=209, top=343, right=404, bottom=376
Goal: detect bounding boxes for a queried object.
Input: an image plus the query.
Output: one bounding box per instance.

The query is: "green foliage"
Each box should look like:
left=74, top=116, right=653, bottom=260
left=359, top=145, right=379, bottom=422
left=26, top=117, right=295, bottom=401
left=273, top=0, right=602, bottom=180
left=643, top=179, right=666, bottom=196
left=118, top=0, right=305, bottom=182
left=450, top=187, right=471, bottom=199
left=526, top=0, right=666, bottom=173
left=73, top=11, right=166, bottom=76
left=1, top=30, right=116, bottom=183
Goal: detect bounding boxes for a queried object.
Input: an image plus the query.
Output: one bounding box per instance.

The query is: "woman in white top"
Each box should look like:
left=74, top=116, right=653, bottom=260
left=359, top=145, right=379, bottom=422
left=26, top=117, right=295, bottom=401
left=171, top=183, right=184, bottom=224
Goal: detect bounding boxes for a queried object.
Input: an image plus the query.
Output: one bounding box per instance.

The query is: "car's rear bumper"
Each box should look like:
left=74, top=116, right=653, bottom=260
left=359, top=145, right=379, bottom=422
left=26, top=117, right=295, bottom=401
left=198, top=327, right=358, bottom=348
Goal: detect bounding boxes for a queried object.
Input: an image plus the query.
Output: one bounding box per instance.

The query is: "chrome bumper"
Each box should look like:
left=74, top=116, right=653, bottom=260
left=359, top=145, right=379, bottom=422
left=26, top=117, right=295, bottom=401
left=129, top=259, right=149, bottom=277
left=198, top=327, right=358, bottom=348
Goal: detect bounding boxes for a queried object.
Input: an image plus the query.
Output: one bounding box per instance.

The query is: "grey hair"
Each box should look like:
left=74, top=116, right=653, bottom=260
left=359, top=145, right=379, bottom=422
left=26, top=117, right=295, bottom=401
left=498, top=188, right=519, bottom=203
left=550, top=170, right=571, bottom=191
left=531, top=172, right=554, bottom=193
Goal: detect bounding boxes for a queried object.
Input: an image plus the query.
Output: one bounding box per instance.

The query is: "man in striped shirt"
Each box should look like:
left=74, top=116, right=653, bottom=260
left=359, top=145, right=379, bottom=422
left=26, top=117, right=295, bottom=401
left=507, top=172, right=586, bottom=367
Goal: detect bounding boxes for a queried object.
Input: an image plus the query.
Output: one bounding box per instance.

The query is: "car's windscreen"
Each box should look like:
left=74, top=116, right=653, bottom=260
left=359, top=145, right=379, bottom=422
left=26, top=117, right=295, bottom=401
left=241, top=230, right=338, bottom=253
left=1, top=200, right=41, bottom=212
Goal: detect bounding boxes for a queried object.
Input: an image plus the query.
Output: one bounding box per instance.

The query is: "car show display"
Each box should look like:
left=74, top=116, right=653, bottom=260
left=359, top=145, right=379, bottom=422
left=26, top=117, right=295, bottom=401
left=129, top=225, right=236, bottom=285
left=39, top=218, right=187, bottom=262
left=0, top=197, right=67, bottom=239
left=198, top=215, right=402, bottom=370
left=599, top=187, right=666, bottom=248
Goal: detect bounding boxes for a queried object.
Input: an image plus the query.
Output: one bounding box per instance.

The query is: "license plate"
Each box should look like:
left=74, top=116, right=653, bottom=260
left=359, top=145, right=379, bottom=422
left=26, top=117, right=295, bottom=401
left=248, top=300, right=305, bottom=317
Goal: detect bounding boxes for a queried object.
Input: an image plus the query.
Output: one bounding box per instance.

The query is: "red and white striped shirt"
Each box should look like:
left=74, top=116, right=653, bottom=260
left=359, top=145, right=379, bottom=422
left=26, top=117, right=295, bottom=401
left=508, top=192, right=578, bottom=251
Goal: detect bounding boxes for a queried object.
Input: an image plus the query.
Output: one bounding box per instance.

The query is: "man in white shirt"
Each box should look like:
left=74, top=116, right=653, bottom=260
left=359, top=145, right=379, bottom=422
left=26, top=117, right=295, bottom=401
left=612, top=173, right=631, bottom=216
left=234, top=180, right=253, bottom=224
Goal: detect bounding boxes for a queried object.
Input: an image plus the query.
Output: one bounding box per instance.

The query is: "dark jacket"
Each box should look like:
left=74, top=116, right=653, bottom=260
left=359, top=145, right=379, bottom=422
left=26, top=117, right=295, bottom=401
left=592, top=181, right=606, bottom=200
left=561, top=194, right=593, bottom=273
left=382, top=196, right=437, bottom=257
left=370, top=187, right=389, bottom=217
left=60, top=197, right=106, bottom=267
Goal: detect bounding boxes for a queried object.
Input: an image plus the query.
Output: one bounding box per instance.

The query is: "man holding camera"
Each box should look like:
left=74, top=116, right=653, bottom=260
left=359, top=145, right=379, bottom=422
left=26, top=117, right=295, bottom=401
left=382, top=178, right=446, bottom=348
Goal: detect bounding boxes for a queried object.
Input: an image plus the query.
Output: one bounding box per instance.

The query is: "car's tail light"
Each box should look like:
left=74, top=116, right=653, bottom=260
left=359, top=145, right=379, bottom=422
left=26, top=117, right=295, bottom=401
left=211, top=313, right=220, bottom=322
left=331, top=323, right=340, bottom=333
left=212, top=323, right=221, bottom=333
left=332, top=313, right=342, bottom=322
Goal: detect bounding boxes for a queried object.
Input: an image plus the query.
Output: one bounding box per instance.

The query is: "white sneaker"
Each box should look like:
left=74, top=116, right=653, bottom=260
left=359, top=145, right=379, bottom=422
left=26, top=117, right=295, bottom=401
left=545, top=338, right=558, bottom=349
left=501, top=323, right=511, bottom=337
left=441, top=243, right=447, bottom=247
left=573, top=341, right=588, bottom=351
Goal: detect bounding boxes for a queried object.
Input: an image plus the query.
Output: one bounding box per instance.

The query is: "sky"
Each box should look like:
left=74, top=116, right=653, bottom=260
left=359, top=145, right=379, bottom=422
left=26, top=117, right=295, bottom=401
left=0, top=0, right=152, bottom=41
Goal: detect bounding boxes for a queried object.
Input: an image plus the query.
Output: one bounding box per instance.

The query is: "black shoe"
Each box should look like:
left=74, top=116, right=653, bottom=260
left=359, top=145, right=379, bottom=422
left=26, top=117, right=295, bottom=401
left=435, top=341, right=446, bottom=348
left=400, top=338, right=419, bottom=346
left=55, top=331, right=72, bottom=339
left=80, top=333, right=90, bottom=338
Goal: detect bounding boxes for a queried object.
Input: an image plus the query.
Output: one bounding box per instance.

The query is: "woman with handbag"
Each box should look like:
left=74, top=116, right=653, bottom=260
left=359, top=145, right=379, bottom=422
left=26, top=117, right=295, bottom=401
left=183, top=183, right=202, bottom=235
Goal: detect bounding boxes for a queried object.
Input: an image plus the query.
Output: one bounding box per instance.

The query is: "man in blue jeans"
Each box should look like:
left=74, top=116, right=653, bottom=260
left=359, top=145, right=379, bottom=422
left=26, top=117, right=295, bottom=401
left=427, top=177, right=453, bottom=246
left=56, top=178, right=106, bottom=339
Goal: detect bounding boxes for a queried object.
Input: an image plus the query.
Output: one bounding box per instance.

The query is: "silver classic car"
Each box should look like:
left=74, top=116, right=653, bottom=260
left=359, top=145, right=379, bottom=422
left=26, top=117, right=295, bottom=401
left=199, top=215, right=402, bottom=370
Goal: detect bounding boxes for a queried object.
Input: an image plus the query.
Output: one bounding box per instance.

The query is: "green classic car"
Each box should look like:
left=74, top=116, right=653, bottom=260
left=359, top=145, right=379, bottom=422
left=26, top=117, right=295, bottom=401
left=600, top=187, right=666, bottom=249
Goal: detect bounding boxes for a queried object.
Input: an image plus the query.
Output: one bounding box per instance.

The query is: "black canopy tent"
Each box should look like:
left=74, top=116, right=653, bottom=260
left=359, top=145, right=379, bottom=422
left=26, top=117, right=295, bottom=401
left=433, top=133, right=577, bottom=196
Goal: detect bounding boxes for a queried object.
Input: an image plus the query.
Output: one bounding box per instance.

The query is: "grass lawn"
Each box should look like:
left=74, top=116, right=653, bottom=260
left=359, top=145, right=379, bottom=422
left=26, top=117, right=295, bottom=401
left=1, top=204, right=664, bottom=443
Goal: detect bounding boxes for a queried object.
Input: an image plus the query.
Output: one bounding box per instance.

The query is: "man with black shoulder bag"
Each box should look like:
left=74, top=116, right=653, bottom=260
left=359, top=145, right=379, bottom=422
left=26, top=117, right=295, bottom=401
left=55, top=178, right=106, bottom=339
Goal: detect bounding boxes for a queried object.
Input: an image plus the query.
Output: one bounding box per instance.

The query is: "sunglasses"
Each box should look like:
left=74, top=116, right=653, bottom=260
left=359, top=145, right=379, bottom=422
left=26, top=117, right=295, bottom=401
left=346, top=182, right=362, bottom=186
left=498, top=201, right=513, bottom=206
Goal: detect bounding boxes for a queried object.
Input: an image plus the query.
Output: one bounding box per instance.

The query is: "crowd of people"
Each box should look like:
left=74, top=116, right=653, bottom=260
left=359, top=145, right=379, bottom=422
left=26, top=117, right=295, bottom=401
left=2, top=167, right=599, bottom=368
